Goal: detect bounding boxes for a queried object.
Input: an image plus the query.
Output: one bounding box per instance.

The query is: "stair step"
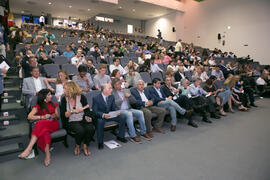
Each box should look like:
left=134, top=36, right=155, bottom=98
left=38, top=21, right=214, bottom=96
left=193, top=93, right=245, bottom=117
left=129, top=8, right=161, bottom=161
left=0, top=143, right=25, bottom=162
left=3, top=86, right=20, bottom=92
left=0, top=143, right=24, bottom=156
left=0, top=115, right=18, bottom=121
left=1, top=103, right=24, bottom=111
left=4, top=75, right=19, bottom=79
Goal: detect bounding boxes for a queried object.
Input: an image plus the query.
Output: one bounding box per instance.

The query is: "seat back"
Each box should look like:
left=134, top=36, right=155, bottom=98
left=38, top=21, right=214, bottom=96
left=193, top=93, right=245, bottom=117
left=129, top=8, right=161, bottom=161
left=84, top=90, right=101, bottom=108
left=151, top=72, right=163, bottom=82
left=43, top=64, right=60, bottom=78
left=61, top=64, right=78, bottom=75
left=53, top=56, right=70, bottom=65
left=140, top=72, right=152, bottom=84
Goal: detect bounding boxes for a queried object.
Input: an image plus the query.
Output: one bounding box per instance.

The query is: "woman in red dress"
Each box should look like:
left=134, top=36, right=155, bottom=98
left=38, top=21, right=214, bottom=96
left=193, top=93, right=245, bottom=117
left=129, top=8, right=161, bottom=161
left=19, top=89, right=59, bottom=166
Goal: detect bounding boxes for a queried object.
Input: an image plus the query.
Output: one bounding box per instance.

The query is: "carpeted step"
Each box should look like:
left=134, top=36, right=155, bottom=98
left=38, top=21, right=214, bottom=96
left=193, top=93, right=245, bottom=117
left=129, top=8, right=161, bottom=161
left=0, top=143, right=25, bottom=163
left=1, top=103, right=24, bottom=111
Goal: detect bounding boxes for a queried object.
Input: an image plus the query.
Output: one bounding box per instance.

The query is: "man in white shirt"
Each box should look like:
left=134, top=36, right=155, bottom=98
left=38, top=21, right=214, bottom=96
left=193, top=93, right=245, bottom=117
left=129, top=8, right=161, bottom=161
left=175, top=39, right=183, bottom=56
left=150, top=59, right=163, bottom=73
left=109, top=58, right=126, bottom=75
left=71, top=51, right=86, bottom=67
left=39, top=13, right=45, bottom=27
left=22, top=67, right=48, bottom=108
left=130, top=80, right=166, bottom=137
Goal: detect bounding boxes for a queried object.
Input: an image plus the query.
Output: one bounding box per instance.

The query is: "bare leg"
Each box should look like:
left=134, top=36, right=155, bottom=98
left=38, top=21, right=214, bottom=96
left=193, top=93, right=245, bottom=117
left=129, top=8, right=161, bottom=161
left=216, top=97, right=226, bottom=115
left=83, top=144, right=91, bottom=156
left=44, top=144, right=50, bottom=166
left=228, top=97, right=235, bottom=113
left=74, top=144, right=80, bottom=155
left=19, top=135, right=38, bottom=158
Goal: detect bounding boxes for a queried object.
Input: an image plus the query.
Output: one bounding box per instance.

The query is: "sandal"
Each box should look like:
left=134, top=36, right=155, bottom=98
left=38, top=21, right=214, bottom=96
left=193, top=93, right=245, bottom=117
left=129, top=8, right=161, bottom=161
left=74, top=146, right=80, bottom=156
left=83, top=144, right=91, bottom=156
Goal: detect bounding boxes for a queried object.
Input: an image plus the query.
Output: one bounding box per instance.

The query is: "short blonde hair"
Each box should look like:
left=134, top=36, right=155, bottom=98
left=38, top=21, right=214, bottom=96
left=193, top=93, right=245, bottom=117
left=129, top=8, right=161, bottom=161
left=64, top=81, right=82, bottom=98
left=56, top=70, right=69, bottom=84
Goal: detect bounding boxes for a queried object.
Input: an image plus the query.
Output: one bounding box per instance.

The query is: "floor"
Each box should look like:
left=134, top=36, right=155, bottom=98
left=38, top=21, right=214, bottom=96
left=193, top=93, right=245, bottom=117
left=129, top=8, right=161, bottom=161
left=1, top=98, right=270, bottom=180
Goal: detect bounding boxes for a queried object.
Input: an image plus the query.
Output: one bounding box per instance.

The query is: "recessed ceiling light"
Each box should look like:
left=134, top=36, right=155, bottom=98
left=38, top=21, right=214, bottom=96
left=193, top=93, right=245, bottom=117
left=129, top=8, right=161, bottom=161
left=119, top=6, right=122, bottom=9
left=21, top=11, right=24, bottom=13
left=227, top=26, right=231, bottom=30
left=88, top=9, right=91, bottom=11
left=132, top=9, right=135, bottom=12
left=69, top=5, right=72, bottom=8
left=48, top=2, right=52, bottom=5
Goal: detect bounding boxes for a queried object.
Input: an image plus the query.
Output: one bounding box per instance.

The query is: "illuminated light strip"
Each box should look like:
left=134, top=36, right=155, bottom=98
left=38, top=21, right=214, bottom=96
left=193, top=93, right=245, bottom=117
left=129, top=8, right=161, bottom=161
left=99, top=0, right=118, bottom=4
left=139, top=0, right=185, bottom=11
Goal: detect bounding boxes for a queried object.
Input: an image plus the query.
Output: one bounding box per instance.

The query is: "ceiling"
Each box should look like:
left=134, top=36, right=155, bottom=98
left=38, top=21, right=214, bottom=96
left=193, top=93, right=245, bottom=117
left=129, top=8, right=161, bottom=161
left=10, top=0, right=176, bottom=20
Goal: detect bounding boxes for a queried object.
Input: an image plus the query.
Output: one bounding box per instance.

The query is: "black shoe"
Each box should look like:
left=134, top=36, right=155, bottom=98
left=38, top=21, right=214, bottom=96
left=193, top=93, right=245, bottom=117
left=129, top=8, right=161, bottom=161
left=188, top=121, right=198, bottom=128
left=246, top=104, right=251, bottom=108
left=98, top=143, right=104, bottom=150
left=210, top=113, right=221, bottom=119
left=202, top=117, right=212, bottom=123
left=250, top=103, right=258, bottom=107
left=117, top=137, right=128, bottom=143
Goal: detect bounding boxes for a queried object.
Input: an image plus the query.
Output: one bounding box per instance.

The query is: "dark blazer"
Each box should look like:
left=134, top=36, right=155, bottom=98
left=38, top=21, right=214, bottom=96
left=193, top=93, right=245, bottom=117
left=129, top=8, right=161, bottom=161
left=148, top=86, right=166, bottom=105
left=130, top=87, right=154, bottom=109
left=60, top=94, right=94, bottom=129
left=174, top=72, right=184, bottom=82
left=161, top=84, right=178, bottom=98
left=92, top=93, right=117, bottom=119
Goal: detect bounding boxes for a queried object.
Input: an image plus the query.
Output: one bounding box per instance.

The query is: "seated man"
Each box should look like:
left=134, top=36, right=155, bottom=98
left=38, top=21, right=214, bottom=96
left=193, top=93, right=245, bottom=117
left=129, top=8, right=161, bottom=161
left=92, top=83, right=127, bottom=149
left=189, top=78, right=220, bottom=120
left=22, top=67, right=48, bottom=108
left=21, top=55, right=46, bottom=78
left=211, top=66, right=225, bottom=80
left=112, top=78, right=151, bottom=143
left=72, top=65, right=94, bottom=93
left=71, top=51, right=86, bottom=67
left=125, top=67, right=142, bottom=88
left=38, top=51, right=54, bottom=65
left=161, top=76, right=198, bottom=128
left=86, top=59, right=98, bottom=76
left=131, top=80, right=166, bottom=137
left=148, top=78, right=192, bottom=132
left=63, top=45, right=75, bottom=59
left=93, top=63, right=111, bottom=90
left=49, top=43, right=61, bottom=58
left=109, top=58, right=126, bottom=75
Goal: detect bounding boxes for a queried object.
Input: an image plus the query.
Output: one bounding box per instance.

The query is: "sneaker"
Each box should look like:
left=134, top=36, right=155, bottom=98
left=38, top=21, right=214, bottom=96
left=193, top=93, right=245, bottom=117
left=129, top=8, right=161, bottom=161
left=130, top=136, right=142, bottom=144
left=141, top=133, right=152, bottom=141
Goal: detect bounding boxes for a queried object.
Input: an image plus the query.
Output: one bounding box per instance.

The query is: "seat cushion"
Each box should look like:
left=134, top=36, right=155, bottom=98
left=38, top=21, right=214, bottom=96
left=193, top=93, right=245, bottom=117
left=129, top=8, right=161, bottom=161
left=51, top=129, right=67, bottom=139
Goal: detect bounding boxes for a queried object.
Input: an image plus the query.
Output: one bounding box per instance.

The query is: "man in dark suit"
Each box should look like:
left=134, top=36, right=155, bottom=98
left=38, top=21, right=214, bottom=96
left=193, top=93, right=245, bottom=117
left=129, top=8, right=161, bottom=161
left=148, top=78, right=192, bottom=132
left=161, top=76, right=198, bottom=128
left=131, top=80, right=166, bottom=137
left=92, top=83, right=127, bottom=149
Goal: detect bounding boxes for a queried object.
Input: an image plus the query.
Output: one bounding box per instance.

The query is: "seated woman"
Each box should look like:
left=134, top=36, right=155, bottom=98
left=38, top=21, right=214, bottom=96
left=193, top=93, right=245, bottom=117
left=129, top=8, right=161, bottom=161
left=60, top=81, right=95, bottom=156
left=224, top=74, right=249, bottom=111
left=44, top=70, right=70, bottom=101
left=19, top=89, right=59, bottom=166
left=124, top=60, right=139, bottom=73
left=42, top=37, right=53, bottom=46
left=192, top=66, right=209, bottom=82
left=203, top=76, right=233, bottom=116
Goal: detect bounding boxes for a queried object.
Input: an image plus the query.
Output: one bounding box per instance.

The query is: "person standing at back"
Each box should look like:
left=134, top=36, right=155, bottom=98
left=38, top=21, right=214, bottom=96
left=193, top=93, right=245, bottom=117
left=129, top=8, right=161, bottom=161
left=39, top=13, right=45, bottom=27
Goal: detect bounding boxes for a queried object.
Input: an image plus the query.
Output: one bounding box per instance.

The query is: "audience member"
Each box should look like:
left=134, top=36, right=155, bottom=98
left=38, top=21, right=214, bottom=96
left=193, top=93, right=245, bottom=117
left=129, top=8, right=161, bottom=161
left=72, top=65, right=94, bottom=92
left=93, top=64, right=111, bottom=90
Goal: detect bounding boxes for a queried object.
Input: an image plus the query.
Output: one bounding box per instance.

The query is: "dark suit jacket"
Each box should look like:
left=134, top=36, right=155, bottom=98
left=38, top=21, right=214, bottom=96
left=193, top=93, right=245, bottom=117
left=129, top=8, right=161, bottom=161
left=130, top=87, right=154, bottom=109
left=92, top=93, right=117, bottom=119
left=174, top=72, right=184, bottom=82
left=161, top=84, right=179, bottom=98
left=148, top=86, right=166, bottom=105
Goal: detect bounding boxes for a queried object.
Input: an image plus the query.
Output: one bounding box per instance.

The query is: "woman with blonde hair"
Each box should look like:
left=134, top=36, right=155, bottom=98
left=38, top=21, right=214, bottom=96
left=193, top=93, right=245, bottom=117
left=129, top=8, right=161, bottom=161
left=60, top=81, right=95, bottom=156
left=44, top=70, right=70, bottom=101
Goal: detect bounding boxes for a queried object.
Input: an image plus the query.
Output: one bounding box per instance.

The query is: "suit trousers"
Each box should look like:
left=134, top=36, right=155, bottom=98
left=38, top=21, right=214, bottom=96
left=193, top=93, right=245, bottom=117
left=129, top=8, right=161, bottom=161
left=96, top=115, right=126, bottom=143
left=68, top=121, right=95, bottom=146
left=141, top=106, right=166, bottom=132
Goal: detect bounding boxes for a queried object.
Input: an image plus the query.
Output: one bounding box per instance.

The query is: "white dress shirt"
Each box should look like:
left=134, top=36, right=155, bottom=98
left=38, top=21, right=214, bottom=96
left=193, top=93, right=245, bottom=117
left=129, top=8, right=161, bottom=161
left=33, top=77, right=42, bottom=92
left=151, top=64, right=163, bottom=72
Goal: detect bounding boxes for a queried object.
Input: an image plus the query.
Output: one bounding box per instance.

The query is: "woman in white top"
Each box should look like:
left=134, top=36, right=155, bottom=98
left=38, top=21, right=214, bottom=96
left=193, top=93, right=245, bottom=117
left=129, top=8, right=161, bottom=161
left=192, top=66, right=209, bottom=82
left=138, top=53, right=146, bottom=64
left=44, top=70, right=70, bottom=101
left=167, top=60, right=178, bottom=72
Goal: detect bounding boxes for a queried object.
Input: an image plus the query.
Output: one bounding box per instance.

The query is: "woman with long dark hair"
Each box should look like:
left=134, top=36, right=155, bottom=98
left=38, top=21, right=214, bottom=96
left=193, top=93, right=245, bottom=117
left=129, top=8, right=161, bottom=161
left=19, top=89, right=59, bottom=166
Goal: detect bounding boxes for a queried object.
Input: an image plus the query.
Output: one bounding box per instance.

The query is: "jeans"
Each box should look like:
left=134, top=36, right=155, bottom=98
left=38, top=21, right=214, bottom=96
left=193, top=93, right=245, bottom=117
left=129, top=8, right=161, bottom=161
left=120, top=109, right=146, bottom=138
left=158, top=99, right=186, bottom=126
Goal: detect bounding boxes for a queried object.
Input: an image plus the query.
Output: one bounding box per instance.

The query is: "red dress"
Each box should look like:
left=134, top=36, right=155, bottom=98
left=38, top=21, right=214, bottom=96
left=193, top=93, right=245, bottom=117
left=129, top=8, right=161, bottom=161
left=32, top=103, right=59, bottom=152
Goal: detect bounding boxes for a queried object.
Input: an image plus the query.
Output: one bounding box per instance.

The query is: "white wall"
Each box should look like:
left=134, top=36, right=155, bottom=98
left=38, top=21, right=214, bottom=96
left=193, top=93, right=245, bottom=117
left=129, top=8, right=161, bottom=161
left=91, top=14, right=144, bottom=35
left=145, top=12, right=184, bottom=42
left=182, top=0, right=270, bottom=65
